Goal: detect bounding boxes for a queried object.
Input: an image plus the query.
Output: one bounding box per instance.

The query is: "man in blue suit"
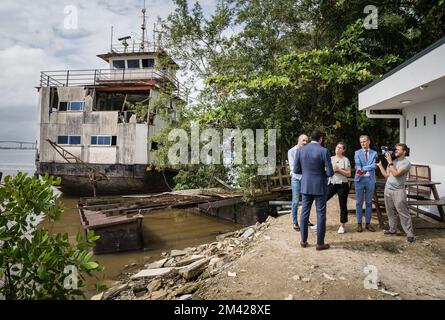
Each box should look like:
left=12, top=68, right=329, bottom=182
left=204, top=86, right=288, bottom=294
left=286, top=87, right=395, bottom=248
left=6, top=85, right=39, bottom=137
left=294, top=130, right=334, bottom=250
left=354, top=135, right=377, bottom=232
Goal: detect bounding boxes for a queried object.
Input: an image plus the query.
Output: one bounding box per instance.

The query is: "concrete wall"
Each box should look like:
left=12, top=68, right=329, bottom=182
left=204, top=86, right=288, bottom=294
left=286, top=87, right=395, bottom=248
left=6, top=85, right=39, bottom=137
left=37, top=87, right=153, bottom=165
left=135, top=124, right=148, bottom=164
left=404, top=96, right=445, bottom=197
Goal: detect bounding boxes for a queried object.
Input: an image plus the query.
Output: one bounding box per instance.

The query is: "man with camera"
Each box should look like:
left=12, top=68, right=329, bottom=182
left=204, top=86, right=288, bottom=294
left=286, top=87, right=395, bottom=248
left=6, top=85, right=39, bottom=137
left=376, top=143, right=415, bottom=243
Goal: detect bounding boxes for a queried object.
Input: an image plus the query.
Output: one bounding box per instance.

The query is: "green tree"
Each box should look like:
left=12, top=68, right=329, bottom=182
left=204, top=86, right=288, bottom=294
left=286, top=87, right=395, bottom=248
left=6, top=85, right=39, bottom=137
left=156, top=0, right=445, bottom=190
left=0, top=173, right=101, bottom=299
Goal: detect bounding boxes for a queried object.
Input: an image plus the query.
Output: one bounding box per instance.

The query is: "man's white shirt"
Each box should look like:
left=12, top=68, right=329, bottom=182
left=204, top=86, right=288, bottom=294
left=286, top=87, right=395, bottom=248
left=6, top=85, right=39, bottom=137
left=288, top=145, right=302, bottom=180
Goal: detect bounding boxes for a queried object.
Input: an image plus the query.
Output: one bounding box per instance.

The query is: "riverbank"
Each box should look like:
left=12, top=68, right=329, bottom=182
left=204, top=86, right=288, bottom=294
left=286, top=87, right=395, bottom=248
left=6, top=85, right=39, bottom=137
left=96, top=196, right=445, bottom=300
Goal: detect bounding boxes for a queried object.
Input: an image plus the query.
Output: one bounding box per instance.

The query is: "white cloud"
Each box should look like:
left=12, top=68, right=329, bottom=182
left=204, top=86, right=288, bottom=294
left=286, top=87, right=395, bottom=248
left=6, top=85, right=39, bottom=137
left=0, top=0, right=219, bottom=141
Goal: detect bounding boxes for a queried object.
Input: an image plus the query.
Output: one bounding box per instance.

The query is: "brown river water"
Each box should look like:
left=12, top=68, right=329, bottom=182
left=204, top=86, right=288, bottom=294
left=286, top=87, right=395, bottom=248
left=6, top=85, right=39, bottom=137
left=43, top=195, right=241, bottom=296
left=1, top=150, right=241, bottom=296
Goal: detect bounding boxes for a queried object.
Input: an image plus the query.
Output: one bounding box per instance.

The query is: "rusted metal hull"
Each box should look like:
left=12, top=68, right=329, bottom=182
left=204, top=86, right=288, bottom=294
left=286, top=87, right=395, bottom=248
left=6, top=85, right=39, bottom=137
left=37, top=162, right=177, bottom=196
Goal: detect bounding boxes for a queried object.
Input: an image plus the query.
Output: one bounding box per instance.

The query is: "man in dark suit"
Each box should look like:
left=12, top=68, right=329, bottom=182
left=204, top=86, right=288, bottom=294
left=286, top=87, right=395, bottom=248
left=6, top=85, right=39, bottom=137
left=294, top=130, right=334, bottom=250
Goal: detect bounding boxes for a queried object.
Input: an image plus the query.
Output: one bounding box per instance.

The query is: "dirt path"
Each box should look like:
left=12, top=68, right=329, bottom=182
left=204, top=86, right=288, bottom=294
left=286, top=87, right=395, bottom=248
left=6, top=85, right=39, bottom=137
left=195, top=196, right=445, bottom=300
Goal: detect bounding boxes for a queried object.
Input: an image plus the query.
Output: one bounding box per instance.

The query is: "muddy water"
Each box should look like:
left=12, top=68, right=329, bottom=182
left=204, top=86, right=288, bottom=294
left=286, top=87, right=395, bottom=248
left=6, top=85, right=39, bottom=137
left=43, top=194, right=241, bottom=295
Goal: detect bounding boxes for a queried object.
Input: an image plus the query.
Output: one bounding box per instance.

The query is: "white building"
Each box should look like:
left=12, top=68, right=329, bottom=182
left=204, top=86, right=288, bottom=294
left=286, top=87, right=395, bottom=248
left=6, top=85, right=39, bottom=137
left=358, top=36, right=445, bottom=215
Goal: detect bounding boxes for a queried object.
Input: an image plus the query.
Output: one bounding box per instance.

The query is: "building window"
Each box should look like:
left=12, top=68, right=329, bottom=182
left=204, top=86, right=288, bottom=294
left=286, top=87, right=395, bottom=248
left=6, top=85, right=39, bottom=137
left=142, top=58, right=155, bottom=68
left=57, top=136, right=68, bottom=145
left=57, top=135, right=81, bottom=145
left=91, top=135, right=116, bottom=146
left=69, top=136, right=81, bottom=145
left=406, top=119, right=409, bottom=129
left=415, top=118, right=417, bottom=127
left=434, top=114, right=437, bottom=125
left=68, top=101, right=84, bottom=111
left=127, top=59, right=140, bottom=69
left=112, top=60, right=125, bottom=69
left=59, top=102, right=68, bottom=111
left=59, top=101, right=84, bottom=111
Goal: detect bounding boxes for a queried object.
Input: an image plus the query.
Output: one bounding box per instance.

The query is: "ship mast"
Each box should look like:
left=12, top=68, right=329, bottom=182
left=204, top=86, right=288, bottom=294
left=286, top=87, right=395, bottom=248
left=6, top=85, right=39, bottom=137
left=140, top=0, right=147, bottom=52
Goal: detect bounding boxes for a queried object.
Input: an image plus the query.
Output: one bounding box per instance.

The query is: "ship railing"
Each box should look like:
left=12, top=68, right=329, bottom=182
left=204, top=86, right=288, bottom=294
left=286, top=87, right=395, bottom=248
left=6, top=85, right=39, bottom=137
left=40, top=68, right=188, bottom=101
left=110, top=41, right=158, bottom=54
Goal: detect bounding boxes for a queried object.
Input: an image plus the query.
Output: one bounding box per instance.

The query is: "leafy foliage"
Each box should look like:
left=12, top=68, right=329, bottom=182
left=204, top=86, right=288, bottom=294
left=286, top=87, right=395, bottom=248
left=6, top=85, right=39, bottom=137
left=0, top=173, right=101, bottom=299
left=156, top=0, right=445, bottom=191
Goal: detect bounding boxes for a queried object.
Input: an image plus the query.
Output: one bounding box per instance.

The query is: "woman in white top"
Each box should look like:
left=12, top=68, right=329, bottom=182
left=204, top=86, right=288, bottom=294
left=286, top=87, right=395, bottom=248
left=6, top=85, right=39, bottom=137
left=326, top=142, right=351, bottom=234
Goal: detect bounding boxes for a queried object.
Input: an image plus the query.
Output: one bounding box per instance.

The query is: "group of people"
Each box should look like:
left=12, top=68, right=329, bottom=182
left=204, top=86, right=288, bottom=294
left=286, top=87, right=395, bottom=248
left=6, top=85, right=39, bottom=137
left=287, top=130, right=414, bottom=251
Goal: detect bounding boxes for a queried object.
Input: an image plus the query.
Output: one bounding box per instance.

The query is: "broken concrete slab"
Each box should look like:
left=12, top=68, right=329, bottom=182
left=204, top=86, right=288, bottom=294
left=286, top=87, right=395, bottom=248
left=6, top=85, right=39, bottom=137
left=131, top=267, right=173, bottom=279
left=103, top=283, right=128, bottom=300
left=175, top=255, right=206, bottom=267
left=90, top=292, right=104, bottom=300
left=147, top=279, right=163, bottom=292
left=150, top=289, right=168, bottom=300
left=145, top=258, right=168, bottom=269
left=170, top=249, right=187, bottom=257
left=179, top=258, right=210, bottom=280
left=241, top=228, right=254, bottom=238
left=173, top=282, right=200, bottom=296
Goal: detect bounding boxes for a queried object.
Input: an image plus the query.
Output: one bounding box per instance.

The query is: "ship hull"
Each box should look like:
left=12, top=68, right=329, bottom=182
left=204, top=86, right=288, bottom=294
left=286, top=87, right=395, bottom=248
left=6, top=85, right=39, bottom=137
left=36, top=162, right=177, bottom=196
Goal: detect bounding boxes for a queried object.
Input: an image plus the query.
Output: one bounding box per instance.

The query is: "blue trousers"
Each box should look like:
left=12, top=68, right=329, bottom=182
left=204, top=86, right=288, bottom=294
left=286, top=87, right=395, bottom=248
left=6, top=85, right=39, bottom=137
left=300, top=193, right=327, bottom=245
left=355, top=177, right=375, bottom=224
left=291, top=177, right=301, bottom=225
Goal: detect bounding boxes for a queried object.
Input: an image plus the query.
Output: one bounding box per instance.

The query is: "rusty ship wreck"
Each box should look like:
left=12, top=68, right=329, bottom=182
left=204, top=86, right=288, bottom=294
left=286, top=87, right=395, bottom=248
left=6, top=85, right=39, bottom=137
left=35, top=7, right=186, bottom=196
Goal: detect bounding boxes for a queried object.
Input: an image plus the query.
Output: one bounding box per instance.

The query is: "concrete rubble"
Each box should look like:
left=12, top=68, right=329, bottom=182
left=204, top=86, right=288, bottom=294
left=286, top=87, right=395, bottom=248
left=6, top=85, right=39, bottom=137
left=94, top=216, right=274, bottom=300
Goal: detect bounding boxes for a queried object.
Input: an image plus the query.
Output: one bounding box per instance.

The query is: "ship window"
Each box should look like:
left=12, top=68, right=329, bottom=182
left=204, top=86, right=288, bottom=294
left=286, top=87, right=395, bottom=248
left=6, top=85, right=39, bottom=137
left=111, top=136, right=117, bottom=146
left=127, top=59, right=140, bottom=69
left=59, top=102, right=68, bottom=111
left=57, top=136, right=69, bottom=145
left=142, top=58, right=155, bottom=68
left=69, top=101, right=84, bottom=111
left=57, top=135, right=81, bottom=145
left=69, top=136, right=81, bottom=145
left=91, top=135, right=112, bottom=146
left=112, top=60, right=125, bottom=69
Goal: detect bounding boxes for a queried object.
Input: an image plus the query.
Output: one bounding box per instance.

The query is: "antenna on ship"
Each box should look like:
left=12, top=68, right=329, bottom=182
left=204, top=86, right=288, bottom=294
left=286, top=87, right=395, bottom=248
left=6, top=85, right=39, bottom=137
left=110, top=26, right=114, bottom=52
left=140, top=0, right=148, bottom=52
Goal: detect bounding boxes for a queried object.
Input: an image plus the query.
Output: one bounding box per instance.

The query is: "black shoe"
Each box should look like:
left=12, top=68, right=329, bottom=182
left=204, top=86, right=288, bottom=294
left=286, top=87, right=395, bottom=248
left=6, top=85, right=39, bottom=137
left=308, top=221, right=315, bottom=227
left=407, top=236, right=415, bottom=243
left=383, top=230, right=397, bottom=236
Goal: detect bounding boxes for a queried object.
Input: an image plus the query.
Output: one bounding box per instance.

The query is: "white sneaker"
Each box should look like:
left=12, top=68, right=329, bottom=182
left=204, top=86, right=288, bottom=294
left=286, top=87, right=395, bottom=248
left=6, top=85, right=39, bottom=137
left=337, top=226, right=346, bottom=234
left=310, top=224, right=317, bottom=230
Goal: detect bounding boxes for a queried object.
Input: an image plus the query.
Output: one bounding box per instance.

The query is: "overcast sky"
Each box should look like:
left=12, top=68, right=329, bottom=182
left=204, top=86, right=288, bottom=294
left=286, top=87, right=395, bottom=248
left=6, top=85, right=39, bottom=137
left=0, top=0, right=215, bottom=142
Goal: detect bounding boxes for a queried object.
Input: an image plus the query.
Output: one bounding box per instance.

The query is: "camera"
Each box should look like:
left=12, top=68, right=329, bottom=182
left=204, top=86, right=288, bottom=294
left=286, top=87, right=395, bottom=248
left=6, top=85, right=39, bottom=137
left=381, top=145, right=396, bottom=159
left=380, top=144, right=410, bottom=160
